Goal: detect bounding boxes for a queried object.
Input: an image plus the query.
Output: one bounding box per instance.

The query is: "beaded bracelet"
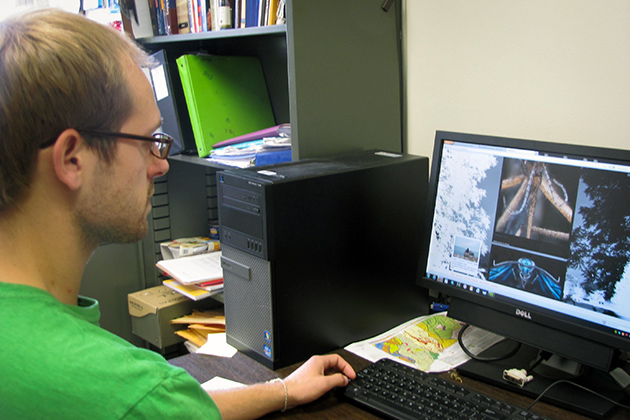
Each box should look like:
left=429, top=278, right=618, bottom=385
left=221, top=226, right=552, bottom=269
left=269, top=377, right=288, bottom=412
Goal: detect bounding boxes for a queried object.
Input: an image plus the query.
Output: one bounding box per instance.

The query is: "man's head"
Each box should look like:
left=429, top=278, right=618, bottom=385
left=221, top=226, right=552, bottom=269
left=71, top=58, right=168, bottom=245
left=0, top=9, right=155, bottom=212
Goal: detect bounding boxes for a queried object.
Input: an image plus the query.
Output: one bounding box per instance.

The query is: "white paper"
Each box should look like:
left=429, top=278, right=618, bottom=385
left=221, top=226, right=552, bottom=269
left=201, top=376, right=246, bottom=392
left=156, top=251, right=223, bottom=284
left=196, top=333, right=238, bottom=358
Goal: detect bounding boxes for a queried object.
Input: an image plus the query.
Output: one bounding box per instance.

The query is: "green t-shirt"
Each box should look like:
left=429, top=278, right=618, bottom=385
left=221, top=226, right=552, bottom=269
left=0, top=282, right=221, bottom=419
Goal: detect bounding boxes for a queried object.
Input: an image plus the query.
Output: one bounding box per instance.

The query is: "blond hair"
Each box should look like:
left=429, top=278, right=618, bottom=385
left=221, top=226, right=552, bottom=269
left=0, top=9, right=155, bottom=211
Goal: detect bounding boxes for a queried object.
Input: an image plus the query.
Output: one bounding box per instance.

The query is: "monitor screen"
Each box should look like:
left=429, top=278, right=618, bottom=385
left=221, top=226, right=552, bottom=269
left=419, top=131, right=630, bottom=416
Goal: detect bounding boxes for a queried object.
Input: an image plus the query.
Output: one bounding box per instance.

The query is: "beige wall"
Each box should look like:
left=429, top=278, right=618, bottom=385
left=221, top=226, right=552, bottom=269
left=403, top=1, right=630, bottom=159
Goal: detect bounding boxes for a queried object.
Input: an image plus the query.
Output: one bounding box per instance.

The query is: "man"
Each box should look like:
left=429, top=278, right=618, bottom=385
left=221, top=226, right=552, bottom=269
left=0, top=9, right=355, bottom=419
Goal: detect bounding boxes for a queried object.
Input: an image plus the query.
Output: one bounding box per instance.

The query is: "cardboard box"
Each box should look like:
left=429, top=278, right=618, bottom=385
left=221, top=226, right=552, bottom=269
left=128, top=285, right=213, bottom=348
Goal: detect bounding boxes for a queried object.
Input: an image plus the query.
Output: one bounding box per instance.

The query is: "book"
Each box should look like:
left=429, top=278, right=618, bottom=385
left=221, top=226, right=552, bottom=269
left=128, top=0, right=155, bottom=38
left=211, top=123, right=290, bottom=149
left=156, top=0, right=167, bottom=35
left=245, top=0, right=259, bottom=27
left=233, top=0, right=242, bottom=29
left=147, top=0, right=159, bottom=35
left=156, top=251, right=223, bottom=284
left=163, top=278, right=223, bottom=300
left=267, top=0, right=279, bottom=25
left=240, top=0, right=247, bottom=28
left=206, top=136, right=291, bottom=167
left=176, top=54, right=276, bottom=157
left=211, top=0, right=219, bottom=31
left=217, top=0, right=232, bottom=30
left=176, top=0, right=190, bottom=33
left=160, top=236, right=220, bottom=259
left=199, top=0, right=208, bottom=32
left=255, top=147, right=292, bottom=166
left=257, top=0, right=265, bottom=26
left=196, top=278, right=224, bottom=289
left=166, top=0, right=179, bottom=34
left=205, top=148, right=291, bottom=168
left=189, top=0, right=198, bottom=32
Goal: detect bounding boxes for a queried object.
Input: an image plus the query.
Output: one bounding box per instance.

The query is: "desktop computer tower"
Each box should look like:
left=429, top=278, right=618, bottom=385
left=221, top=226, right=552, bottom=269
left=217, top=150, right=430, bottom=369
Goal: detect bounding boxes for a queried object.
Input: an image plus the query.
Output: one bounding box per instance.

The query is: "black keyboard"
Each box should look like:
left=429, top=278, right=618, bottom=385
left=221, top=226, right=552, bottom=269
left=343, top=358, right=549, bottom=420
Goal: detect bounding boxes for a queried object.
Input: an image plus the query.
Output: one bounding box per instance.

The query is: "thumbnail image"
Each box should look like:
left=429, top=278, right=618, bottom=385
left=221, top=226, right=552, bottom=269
left=487, top=246, right=565, bottom=300
left=451, top=236, right=482, bottom=277
left=494, top=158, right=579, bottom=250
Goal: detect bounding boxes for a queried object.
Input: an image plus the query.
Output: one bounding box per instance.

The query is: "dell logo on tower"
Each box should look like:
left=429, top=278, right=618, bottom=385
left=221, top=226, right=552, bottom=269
left=516, top=308, right=532, bottom=319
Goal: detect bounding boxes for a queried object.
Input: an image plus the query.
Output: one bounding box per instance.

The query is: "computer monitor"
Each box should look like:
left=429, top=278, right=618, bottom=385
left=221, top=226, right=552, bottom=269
left=419, top=131, right=630, bottom=419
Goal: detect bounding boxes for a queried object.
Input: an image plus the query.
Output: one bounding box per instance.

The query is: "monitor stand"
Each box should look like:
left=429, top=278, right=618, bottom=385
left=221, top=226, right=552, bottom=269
left=457, top=340, right=625, bottom=419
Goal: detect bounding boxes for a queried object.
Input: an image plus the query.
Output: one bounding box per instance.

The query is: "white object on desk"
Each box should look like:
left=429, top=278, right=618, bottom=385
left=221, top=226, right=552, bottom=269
left=196, top=333, right=238, bottom=358
left=201, top=376, right=245, bottom=392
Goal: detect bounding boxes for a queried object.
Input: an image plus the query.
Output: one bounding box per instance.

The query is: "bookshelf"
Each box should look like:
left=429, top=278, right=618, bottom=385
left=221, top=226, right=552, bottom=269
left=82, top=0, right=404, bottom=347
left=137, top=0, right=403, bottom=163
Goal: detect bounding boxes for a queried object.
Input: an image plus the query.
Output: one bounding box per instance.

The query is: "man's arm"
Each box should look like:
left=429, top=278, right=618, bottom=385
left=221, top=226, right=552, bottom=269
left=208, top=354, right=356, bottom=420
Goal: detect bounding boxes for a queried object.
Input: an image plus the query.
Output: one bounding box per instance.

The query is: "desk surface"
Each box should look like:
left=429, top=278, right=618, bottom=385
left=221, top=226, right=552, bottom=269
left=170, top=349, right=630, bottom=420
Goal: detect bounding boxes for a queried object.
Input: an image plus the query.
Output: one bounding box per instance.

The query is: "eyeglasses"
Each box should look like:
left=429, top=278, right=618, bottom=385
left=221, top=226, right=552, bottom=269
left=39, top=129, right=174, bottom=159
left=78, top=129, right=174, bottom=159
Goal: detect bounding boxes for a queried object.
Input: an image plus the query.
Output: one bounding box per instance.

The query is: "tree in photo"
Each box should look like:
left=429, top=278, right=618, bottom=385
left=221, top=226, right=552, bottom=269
left=429, top=147, right=498, bottom=272
left=570, top=170, right=630, bottom=300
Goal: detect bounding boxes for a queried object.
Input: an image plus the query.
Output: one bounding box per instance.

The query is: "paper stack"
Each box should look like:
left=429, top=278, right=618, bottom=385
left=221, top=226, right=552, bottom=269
left=157, top=251, right=224, bottom=301
left=170, top=309, right=226, bottom=348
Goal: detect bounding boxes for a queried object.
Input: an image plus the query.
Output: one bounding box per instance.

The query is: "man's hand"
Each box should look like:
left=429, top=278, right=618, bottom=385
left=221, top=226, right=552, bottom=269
left=209, top=354, right=356, bottom=420
left=282, top=354, right=357, bottom=409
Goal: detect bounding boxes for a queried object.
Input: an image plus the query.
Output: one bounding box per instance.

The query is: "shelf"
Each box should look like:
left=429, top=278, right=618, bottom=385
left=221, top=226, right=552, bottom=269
left=138, top=25, right=287, bottom=48
left=168, top=154, right=231, bottom=170
left=168, top=153, right=295, bottom=171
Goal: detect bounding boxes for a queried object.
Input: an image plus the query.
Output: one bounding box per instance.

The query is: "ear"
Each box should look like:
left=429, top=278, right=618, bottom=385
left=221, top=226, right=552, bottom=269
left=51, top=129, right=91, bottom=191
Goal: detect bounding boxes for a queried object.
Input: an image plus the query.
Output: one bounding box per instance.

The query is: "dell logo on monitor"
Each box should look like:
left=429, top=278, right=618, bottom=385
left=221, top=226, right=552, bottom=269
left=515, top=308, right=532, bottom=319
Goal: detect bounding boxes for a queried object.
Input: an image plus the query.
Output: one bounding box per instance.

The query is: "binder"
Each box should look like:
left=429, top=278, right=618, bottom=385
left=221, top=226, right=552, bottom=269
left=149, top=50, right=196, bottom=155
left=176, top=54, right=276, bottom=158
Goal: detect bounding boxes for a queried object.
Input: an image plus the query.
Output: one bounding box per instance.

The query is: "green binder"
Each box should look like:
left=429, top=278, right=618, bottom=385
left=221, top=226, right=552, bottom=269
left=176, top=54, right=276, bottom=157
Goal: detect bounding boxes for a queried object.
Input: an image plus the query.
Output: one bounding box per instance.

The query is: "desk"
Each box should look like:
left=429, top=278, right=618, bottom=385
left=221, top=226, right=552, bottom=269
left=170, top=349, right=630, bottom=420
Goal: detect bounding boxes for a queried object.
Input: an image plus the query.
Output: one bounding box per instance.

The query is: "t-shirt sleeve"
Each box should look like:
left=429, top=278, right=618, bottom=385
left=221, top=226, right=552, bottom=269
left=122, top=370, right=222, bottom=420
